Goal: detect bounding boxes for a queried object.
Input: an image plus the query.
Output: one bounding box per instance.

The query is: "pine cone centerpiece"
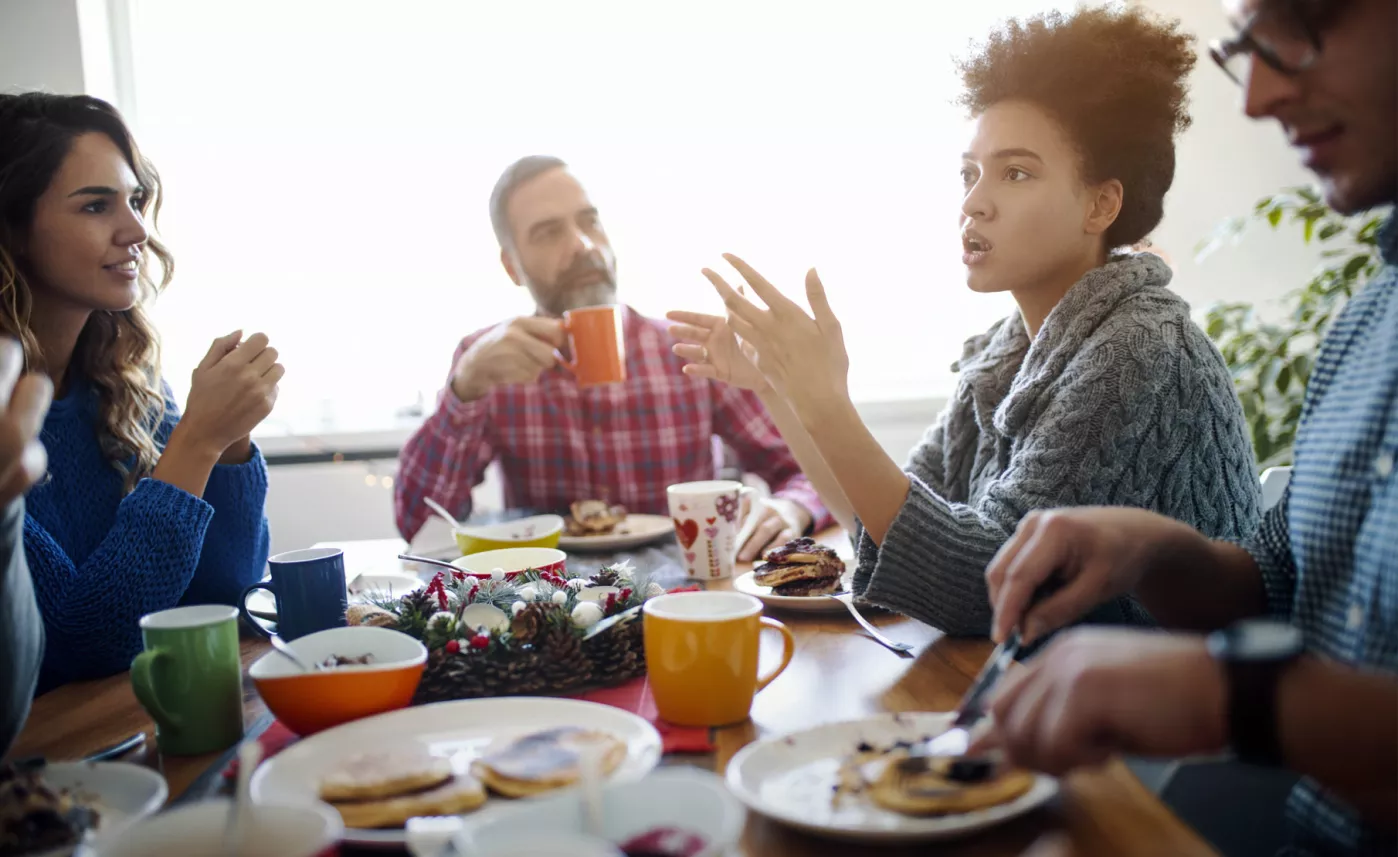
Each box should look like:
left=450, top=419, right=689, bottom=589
left=589, top=569, right=620, bottom=587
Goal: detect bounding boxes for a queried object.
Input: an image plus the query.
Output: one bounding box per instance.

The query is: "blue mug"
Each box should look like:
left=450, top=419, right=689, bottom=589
left=240, top=547, right=348, bottom=640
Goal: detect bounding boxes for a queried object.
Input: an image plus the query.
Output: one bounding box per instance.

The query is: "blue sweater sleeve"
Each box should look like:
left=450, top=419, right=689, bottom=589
left=26, top=478, right=215, bottom=688
left=180, top=441, right=271, bottom=606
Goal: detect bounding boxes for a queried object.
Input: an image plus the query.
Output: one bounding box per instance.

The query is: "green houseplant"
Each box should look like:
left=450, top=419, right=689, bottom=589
left=1199, top=187, right=1388, bottom=467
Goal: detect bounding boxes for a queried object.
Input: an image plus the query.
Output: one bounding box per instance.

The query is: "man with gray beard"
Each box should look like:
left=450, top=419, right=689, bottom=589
left=395, top=157, right=829, bottom=554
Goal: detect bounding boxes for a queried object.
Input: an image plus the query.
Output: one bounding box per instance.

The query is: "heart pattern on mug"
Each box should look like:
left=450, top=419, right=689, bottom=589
left=685, top=551, right=697, bottom=564
left=674, top=518, right=700, bottom=550
left=704, top=526, right=719, bottom=540
left=706, top=517, right=716, bottom=525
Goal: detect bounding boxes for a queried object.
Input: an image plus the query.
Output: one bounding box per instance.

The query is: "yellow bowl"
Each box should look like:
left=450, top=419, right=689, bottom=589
left=453, top=514, right=564, bottom=555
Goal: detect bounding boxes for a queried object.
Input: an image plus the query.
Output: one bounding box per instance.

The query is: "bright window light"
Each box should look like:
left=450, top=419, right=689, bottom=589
left=121, top=0, right=1066, bottom=435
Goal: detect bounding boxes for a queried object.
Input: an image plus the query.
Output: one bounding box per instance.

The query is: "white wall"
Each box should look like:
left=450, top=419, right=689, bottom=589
left=0, top=0, right=85, bottom=94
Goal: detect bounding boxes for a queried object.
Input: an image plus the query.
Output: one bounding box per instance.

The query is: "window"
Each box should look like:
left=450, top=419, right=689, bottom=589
left=116, top=0, right=1066, bottom=435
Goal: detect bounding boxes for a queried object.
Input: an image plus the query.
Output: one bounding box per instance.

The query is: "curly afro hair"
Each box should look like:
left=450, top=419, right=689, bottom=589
left=957, top=6, right=1195, bottom=249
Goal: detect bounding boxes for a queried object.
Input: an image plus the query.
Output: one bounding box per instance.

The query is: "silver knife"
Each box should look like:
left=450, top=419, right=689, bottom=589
left=901, top=577, right=1063, bottom=767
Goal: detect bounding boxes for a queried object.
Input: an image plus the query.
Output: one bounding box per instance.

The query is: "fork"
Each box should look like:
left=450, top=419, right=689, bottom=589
left=827, top=593, right=915, bottom=657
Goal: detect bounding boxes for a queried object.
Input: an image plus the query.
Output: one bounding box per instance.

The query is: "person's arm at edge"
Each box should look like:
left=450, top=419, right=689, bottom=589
left=0, top=498, right=39, bottom=755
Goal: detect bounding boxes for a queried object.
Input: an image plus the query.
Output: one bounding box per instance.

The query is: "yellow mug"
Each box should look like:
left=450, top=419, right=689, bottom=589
left=643, top=591, right=794, bottom=727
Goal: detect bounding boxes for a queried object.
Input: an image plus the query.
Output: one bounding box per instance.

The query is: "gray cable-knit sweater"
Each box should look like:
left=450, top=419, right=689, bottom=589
left=852, top=252, right=1262, bottom=635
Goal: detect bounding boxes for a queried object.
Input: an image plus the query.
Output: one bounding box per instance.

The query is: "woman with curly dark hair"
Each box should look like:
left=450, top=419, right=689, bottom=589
left=0, top=92, right=282, bottom=692
left=669, top=6, right=1261, bottom=637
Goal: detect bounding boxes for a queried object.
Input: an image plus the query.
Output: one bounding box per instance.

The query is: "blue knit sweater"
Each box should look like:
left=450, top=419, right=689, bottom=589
left=26, top=378, right=270, bottom=694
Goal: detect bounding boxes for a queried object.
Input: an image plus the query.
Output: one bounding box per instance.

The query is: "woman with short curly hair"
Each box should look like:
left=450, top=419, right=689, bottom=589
left=0, top=92, right=281, bottom=692
left=669, top=6, right=1262, bottom=637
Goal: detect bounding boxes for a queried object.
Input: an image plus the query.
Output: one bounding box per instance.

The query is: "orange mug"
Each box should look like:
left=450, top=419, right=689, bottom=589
left=643, top=591, right=794, bottom=727
left=560, top=305, right=626, bottom=387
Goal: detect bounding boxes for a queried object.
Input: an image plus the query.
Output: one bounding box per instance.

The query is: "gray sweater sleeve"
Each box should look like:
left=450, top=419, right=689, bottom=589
left=852, top=312, right=1246, bottom=635
left=1, top=497, right=42, bottom=755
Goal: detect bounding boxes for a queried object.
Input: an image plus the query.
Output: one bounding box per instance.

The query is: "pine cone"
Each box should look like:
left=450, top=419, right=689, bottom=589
left=402, top=587, right=436, bottom=616
left=510, top=603, right=550, bottom=645
left=589, top=569, right=619, bottom=587
left=537, top=625, right=591, bottom=688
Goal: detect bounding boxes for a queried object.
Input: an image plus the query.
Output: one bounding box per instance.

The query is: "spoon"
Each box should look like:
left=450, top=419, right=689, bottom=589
left=268, top=634, right=314, bottom=673
left=423, top=497, right=463, bottom=530
left=398, top=553, right=468, bottom=573
left=223, top=741, right=262, bottom=857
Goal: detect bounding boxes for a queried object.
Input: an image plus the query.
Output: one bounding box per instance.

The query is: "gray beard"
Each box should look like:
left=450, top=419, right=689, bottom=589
left=535, top=279, right=619, bottom=316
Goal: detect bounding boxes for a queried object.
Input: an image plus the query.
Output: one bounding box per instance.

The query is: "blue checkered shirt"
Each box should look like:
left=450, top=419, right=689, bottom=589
left=1241, top=212, right=1398, bottom=856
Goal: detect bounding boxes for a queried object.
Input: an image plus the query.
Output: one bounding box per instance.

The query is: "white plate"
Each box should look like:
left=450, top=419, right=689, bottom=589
left=725, top=712, right=1058, bottom=844
left=31, top=761, right=169, bottom=855
left=245, top=573, right=424, bottom=621
left=250, top=697, right=663, bottom=849
left=466, top=768, right=745, bottom=857
left=732, top=570, right=854, bottom=613
left=558, top=514, right=676, bottom=552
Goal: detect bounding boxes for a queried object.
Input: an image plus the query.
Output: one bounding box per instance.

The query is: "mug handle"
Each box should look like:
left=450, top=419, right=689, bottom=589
left=130, top=649, right=183, bottom=732
left=556, top=316, right=578, bottom=375
left=239, top=580, right=278, bottom=639
left=754, top=616, right=795, bottom=693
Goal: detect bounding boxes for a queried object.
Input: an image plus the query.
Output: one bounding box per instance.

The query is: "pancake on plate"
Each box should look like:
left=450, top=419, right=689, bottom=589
left=753, top=537, right=845, bottom=597
left=565, top=500, right=629, bottom=537
left=471, top=727, right=627, bottom=798
left=867, top=751, right=1035, bottom=816
left=317, top=749, right=453, bottom=802
left=330, top=775, right=487, bottom=829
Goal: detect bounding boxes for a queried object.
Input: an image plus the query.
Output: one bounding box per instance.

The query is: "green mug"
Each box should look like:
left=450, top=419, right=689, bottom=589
left=130, top=605, right=244, bottom=756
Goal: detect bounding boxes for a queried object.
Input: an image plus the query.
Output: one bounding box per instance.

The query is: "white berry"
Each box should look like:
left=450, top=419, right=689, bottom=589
left=552, top=590, right=568, bottom=605
left=490, top=567, right=507, bottom=580
left=511, top=601, right=527, bottom=616
left=571, top=601, right=604, bottom=628
left=517, top=584, right=538, bottom=602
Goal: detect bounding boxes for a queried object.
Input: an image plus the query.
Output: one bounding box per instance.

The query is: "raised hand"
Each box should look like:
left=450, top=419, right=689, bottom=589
left=700, top=255, right=850, bottom=419
left=450, top=317, right=566, bottom=403
left=0, top=337, right=51, bottom=507
left=179, top=331, right=284, bottom=456
left=666, top=306, right=768, bottom=392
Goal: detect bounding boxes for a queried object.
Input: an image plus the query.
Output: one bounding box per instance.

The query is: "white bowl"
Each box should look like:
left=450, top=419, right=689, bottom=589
left=95, top=798, right=341, bottom=857
left=450, top=547, right=567, bottom=579
left=465, top=768, right=744, bottom=857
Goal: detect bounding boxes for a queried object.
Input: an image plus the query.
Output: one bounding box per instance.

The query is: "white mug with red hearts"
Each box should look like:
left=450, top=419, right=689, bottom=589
left=667, top=480, right=756, bottom=580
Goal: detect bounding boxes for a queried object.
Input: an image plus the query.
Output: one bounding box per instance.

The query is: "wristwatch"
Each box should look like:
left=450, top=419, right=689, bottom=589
left=1206, top=619, right=1305, bottom=766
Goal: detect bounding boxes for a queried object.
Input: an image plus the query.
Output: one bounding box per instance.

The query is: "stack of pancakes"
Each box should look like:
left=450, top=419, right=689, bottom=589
left=316, top=728, right=628, bottom=829
left=565, top=499, right=628, bottom=537
left=753, top=537, right=845, bottom=596
left=318, top=750, right=484, bottom=828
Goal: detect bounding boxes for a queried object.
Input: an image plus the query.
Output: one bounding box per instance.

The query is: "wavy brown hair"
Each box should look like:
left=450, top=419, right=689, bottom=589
left=0, top=93, right=173, bottom=491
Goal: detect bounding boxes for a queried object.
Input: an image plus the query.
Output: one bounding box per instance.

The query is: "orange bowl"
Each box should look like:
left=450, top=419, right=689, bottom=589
left=249, top=626, right=427, bottom=735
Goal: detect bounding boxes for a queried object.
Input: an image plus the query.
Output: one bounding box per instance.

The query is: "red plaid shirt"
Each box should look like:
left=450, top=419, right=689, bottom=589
left=394, top=306, right=830, bottom=540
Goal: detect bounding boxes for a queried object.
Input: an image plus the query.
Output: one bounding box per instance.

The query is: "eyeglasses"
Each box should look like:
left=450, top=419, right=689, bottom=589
left=1210, top=0, right=1329, bottom=85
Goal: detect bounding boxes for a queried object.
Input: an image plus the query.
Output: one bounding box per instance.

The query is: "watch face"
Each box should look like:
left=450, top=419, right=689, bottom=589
left=1224, top=620, right=1304, bottom=660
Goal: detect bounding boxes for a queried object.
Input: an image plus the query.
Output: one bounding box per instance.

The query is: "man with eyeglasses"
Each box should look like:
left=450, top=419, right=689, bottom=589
left=970, top=1, right=1397, bottom=854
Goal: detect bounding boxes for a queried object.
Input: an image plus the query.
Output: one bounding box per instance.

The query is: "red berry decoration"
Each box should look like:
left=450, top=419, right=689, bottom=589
left=619, top=587, right=633, bottom=602
left=444, top=639, right=461, bottom=654
left=469, top=633, right=490, bottom=650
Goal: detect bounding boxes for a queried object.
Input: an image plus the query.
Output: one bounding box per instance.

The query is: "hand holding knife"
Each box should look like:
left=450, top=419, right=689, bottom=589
left=900, top=577, right=1064, bottom=770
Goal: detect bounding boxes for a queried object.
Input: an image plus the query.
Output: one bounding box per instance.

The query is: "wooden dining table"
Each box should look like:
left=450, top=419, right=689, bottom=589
left=7, top=528, right=1219, bottom=856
